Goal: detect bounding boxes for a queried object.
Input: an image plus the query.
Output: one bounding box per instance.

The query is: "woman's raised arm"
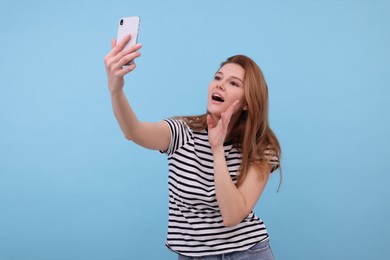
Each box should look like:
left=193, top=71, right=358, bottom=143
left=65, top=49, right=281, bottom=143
left=104, top=35, right=170, bottom=151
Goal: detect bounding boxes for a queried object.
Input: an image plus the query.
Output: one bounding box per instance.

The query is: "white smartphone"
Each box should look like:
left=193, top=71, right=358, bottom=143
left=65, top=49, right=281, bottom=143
left=116, top=16, right=140, bottom=51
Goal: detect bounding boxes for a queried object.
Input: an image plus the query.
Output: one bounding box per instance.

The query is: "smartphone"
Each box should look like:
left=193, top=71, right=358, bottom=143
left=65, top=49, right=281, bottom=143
left=116, top=16, right=140, bottom=51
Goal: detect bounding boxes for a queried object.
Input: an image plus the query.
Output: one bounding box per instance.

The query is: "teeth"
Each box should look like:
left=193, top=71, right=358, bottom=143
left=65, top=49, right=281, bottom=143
left=212, top=94, right=224, bottom=102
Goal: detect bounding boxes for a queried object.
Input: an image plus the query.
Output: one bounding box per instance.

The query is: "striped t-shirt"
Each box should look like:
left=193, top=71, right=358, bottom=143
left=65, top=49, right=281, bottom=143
left=160, top=118, right=276, bottom=257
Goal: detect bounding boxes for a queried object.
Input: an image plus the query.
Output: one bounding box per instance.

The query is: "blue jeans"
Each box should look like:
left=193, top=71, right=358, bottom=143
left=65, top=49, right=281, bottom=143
left=177, top=240, right=275, bottom=260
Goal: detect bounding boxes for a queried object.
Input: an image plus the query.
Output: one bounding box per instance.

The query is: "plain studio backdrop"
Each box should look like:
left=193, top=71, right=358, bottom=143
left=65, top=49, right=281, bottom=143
left=0, top=0, right=389, bottom=259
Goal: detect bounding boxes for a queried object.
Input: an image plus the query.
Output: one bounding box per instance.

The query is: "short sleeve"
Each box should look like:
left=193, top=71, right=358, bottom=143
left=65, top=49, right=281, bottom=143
left=264, top=147, right=280, bottom=173
left=160, top=118, right=191, bottom=156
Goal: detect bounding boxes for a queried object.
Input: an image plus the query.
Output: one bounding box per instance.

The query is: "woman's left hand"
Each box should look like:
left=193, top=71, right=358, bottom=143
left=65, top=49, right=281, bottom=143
left=207, top=100, right=239, bottom=153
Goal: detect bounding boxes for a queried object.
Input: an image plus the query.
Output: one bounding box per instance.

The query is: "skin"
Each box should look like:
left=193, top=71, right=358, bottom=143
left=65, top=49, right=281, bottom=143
left=104, top=35, right=269, bottom=227
left=207, top=63, right=247, bottom=136
left=206, top=64, right=269, bottom=227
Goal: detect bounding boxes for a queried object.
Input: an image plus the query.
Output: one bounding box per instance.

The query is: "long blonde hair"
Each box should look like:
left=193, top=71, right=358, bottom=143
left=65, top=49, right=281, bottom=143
left=178, top=55, right=281, bottom=188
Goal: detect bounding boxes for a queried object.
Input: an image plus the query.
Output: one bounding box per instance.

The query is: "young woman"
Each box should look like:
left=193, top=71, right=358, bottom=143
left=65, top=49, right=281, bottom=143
left=104, top=35, right=281, bottom=260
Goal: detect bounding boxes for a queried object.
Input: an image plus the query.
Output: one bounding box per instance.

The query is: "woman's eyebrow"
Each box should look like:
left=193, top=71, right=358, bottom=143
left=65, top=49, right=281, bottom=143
left=231, top=76, right=244, bottom=84
left=216, top=71, right=244, bottom=84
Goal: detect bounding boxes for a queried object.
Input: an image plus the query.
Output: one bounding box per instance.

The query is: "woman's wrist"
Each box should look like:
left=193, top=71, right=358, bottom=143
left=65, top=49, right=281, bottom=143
left=211, top=146, right=225, bottom=157
left=110, top=87, right=124, bottom=97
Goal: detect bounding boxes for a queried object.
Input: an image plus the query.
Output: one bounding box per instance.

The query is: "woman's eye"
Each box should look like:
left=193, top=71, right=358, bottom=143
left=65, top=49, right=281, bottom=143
left=230, top=81, right=239, bottom=87
left=214, top=76, right=222, bottom=81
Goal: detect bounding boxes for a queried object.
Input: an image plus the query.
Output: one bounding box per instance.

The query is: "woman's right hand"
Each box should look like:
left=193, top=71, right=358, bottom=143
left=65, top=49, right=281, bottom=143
left=104, top=34, right=142, bottom=95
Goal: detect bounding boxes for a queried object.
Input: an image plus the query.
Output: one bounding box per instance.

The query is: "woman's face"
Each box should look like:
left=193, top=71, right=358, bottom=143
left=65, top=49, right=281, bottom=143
left=207, top=63, right=246, bottom=120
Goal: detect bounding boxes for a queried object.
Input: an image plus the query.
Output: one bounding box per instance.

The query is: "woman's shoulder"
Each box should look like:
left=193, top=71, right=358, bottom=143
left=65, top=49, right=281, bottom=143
left=170, top=115, right=207, bottom=132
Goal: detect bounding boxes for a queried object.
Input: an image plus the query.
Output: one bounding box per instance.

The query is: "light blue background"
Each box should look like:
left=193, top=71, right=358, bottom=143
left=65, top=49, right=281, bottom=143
left=1, top=0, right=389, bottom=259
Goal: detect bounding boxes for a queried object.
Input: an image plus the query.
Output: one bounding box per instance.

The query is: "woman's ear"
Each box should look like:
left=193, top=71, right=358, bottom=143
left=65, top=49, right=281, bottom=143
left=243, top=104, right=248, bottom=111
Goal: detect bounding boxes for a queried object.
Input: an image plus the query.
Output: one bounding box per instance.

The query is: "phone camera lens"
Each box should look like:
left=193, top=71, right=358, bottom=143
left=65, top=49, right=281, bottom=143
left=120, top=19, right=123, bottom=25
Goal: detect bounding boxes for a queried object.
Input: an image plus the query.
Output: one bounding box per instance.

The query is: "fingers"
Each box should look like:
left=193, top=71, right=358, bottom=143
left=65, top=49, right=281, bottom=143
left=105, top=34, right=139, bottom=61
left=116, top=63, right=137, bottom=77
left=105, top=35, right=130, bottom=62
left=111, top=34, right=131, bottom=55
left=226, top=100, right=239, bottom=116
left=111, top=38, right=117, bottom=49
left=107, top=42, right=142, bottom=65
left=112, top=50, right=141, bottom=71
left=119, top=44, right=142, bottom=61
left=207, top=114, right=215, bottom=129
left=207, top=100, right=239, bottom=132
left=221, top=100, right=239, bottom=128
left=104, top=39, right=142, bottom=76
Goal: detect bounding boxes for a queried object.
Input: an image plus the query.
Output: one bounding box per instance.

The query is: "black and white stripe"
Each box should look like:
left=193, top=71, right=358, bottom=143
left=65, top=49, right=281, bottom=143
left=161, top=119, right=273, bottom=257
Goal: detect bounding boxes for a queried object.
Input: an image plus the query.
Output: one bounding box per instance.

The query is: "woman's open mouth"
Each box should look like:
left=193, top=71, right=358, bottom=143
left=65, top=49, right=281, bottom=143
left=211, top=93, right=225, bottom=102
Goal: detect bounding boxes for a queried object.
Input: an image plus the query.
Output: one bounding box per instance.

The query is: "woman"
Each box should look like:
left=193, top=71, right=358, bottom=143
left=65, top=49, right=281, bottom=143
left=104, top=34, right=281, bottom=260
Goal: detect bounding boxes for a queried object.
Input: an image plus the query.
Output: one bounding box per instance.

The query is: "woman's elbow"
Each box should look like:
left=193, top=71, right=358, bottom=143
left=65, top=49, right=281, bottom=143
left=222, top=217, right=243, bottom=227
left=221, top=210, right=251, bottom=227
left=124, top=133, right=133, bottom=141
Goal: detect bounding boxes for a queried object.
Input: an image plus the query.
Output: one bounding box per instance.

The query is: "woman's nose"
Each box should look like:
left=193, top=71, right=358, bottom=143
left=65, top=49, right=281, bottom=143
left=216, top=82, right=225, bottom=90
